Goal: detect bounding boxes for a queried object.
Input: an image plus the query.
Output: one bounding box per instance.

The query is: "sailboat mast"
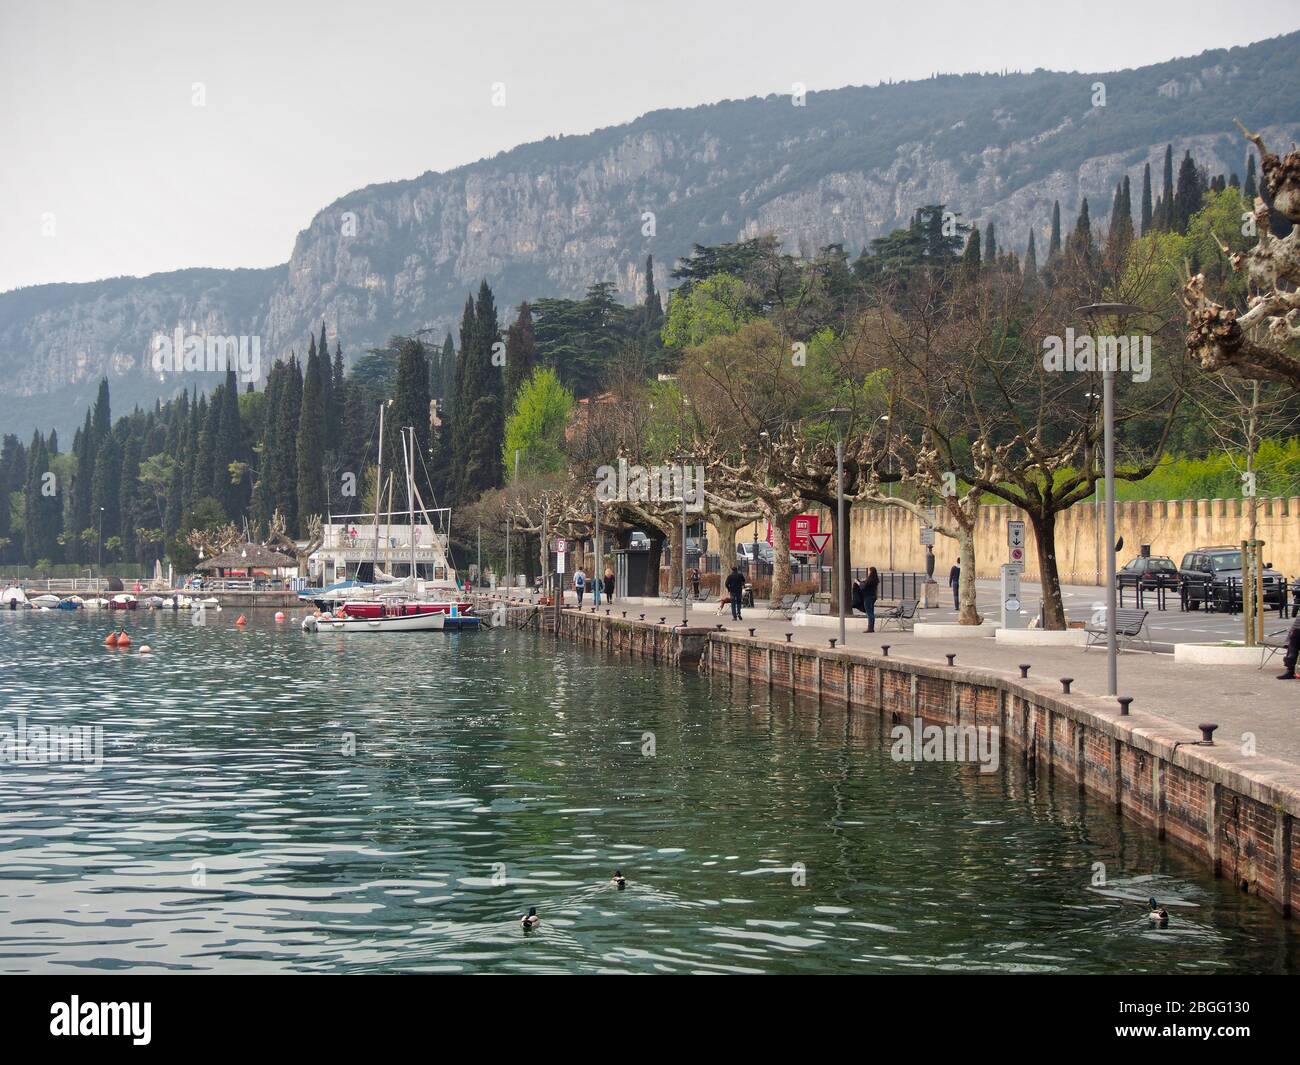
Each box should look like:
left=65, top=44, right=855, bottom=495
left=372, top=402, right=385, bottom=581
left=405, top=427, right=417, bottom=580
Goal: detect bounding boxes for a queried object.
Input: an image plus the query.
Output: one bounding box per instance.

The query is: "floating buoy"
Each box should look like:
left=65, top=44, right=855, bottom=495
left=104, top=632, right=119, bottom=647
left=116, top=631, right=131, bottom=647
left=139, top=645, right=152, bottom=655
left=274, top=611, right=285, bottom=622
left=235, top=615, right=247, bottom=626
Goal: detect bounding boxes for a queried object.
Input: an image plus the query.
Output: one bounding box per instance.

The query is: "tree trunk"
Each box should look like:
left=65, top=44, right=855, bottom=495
left=769, top=509, right=792, bottom=603
left=1029, top=511, right=1066, bottom=629
left=712, top=513, right=741, bottom=566
left=957, top=527, right=981, bottom=625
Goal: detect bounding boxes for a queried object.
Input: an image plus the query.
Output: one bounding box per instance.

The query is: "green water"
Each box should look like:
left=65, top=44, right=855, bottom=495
left=0, top=608, right=1294, bottom=974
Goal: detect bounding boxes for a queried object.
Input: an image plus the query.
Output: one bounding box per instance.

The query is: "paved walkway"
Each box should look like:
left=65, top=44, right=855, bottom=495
left=496, top=590, right=1300, bottom=772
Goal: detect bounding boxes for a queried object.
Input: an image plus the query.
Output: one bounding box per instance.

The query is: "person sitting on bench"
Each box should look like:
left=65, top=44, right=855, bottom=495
left=1278, top=613, right=1300, bottom=680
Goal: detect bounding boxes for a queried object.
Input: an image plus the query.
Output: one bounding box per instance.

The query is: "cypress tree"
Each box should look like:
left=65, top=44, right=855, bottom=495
left=210, top=369, right=245, bottom=517
left=91, top=378, right=111, bottom=445
left=644, top=254, right=663, bottom=323
left=72, top=410, right=95, bottom=559
left=1172, top=150, right=1203, bottom=234
left=1157, top=145, right=1174, bottom=229
left=119, top=430, right=142, bottom=562
left=91, top=433, right=121, bottom=561
left=1024, top=230, right=1038, bottom=279
left=983, top=221, right=997, bottom=262
left=960, top=227, right=981, bottom=279
left=452, top=282, right=505, bottom=504
left=1048, top=201, right=1062, bottom=258
left=503, top=302, right=537, bottom=410
left=24, top=433, right=61, bottom=566
left=389, top=338, right=433, bottom=506
left=297, top=343, right=327, bottom=528
left=1244, top=154, right=1258, bottom=200
left=331, top=341, right=345, bottom=427
left=317, top=323, right=335, bottom=441
left=1140, top=163, right=1154, bottom=235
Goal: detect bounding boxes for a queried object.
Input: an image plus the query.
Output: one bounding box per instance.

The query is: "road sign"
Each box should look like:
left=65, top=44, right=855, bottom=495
left=555, top=538, right=566, bottom=574
left=1007, top=520, right=1026, bottom=564
left=809, top=532, right=833, bottom=555
left=919, top=526, right=935, bottom=546
left=1010, top=545, right=1025, bottom=564
left=556, top=539, right=567, bottom=554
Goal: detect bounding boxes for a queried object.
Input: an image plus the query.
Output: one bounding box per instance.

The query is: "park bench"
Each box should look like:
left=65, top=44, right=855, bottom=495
left=1260, top=628, right=1291, bottom=670
left=766, top=594, right=795, bottom=619
left=666, top=585, right=684, bottom=603
left=785, top=593, right=813, bottom=620
left=1084, top=608, right=1151, bottom=653
left=877, top=599, right=919, bottom=632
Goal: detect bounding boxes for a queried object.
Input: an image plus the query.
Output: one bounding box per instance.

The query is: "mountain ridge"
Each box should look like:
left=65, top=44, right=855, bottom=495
left=5, top=29, right=1299, bottom=439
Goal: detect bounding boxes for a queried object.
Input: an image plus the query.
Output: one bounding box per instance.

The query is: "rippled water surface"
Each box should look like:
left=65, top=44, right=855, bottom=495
left=0, top=609, right=1295, bottom=974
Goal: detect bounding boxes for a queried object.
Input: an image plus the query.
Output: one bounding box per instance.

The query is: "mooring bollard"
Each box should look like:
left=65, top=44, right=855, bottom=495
left=659, top=617, right=666, bottom=624
left=1060, top=677, right=1073, bottom=693
left=1118, top=696, right=1133, bottom=716
left=1019, top=664, right=1030, bottom=678
left=621, top=611, right=627, bottom=618
left=605, top=609, right=610, bottom=616
left=784, top=632, right=793, bottom=642
left=881, top=645, right=890, bottom=657
left=829, top=638, right=838, bottom=648
left=639, top=614, right=645, bottom=621
left=748, top=628, right=756, bottom=637
left=945, top=653, right=956, bottom=666
left=716, top=624, right=725, bottom=631
left=1199, top=722, right=1218, bottom=744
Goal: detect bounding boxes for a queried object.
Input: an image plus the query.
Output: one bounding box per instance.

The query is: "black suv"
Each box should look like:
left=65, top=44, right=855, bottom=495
left=1117, top=555, right=1181, bottom=591
left=1178, top=546, right=1284, bottom=610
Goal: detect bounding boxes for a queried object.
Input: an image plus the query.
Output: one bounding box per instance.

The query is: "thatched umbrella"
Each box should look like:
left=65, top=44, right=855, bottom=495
left=197, top=544, right=299, bottom=574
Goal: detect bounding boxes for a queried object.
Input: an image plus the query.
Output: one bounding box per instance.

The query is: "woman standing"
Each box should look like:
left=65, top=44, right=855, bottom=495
left=604, top=564, right=616, bottom=605
left=863, top=566, right=879, bottom=632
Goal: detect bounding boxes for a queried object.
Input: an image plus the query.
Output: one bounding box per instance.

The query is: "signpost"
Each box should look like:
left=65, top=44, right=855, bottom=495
left=1002, top=520, right=1027, bottom=628
left=809, top=532, right=832, bottom=556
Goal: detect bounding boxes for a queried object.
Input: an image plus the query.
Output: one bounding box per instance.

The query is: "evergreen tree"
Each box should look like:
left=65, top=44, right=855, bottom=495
left=211, top=369, right=245, bottom=517
left=387, top=338, right=434, bottom=506
left=1024, top=230, right=1038, bottom=280
left=1140, top=162, right=1154, bottom=235
left=1157, top=144, right=1174, bottom=229
left=91, top=378, right=111, bottom=444
left=23, top=432, right=61, bottom=566
left=643, top=254, right=664, bottom=325
left=1244, top=154, right=1258, bottom=200
left=71, top=410, right=95, bottom=560
left=271, top=358, right=301, bottom=531
left=452, top=282, right=506, bottom=503
left=1048, top=201, right=1062, bottom=258
left=331, top=342, right=345, bottom=427
left=1172, top=150, right=1203, bottom=233
left=503, top=302, right=538, bottom=408
left=119, top=430, right=142, bottom=562
left=90, top=433, right=121, bottom=562
left=960, top=227, right=982, bottom=279
left=297, top=343, right=327, bottom=528
left=318, top=322, right=334, bottom=437
left=1068, top=198, right=1093, bottom=262
left=983, top=222, right=996, bottom=262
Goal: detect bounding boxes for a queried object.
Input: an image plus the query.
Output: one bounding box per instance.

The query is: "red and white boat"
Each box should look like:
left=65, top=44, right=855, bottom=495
left=303, top=601, right=447, bottom=633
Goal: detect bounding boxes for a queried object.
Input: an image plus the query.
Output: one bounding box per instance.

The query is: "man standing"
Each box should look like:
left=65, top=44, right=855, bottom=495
left=724, top=566, right=745, bottom=621
left=948, top=558, right=961, bottom=611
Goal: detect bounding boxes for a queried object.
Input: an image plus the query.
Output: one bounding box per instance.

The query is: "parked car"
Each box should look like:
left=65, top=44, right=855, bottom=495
left=1177, top=546, right=1284, bottom=610
left=628, top=531, right=651, bottom=551
left=736, top=542, right=774, bottom=565
left=1117, top=554, right=1181, bottom=591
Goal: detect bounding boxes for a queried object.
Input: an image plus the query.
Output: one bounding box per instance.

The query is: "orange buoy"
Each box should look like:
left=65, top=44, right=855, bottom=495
left=235, top=615, right=247, bottom=626
left=104, top=632, right=119, bottom=647
left=116, top=631, right=131, bottom=647
left=274, top=611, right=285, bottom=622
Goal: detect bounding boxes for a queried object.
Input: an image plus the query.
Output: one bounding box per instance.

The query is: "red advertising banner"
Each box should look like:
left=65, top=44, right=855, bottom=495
left=766, top=514, right=820, bottom=553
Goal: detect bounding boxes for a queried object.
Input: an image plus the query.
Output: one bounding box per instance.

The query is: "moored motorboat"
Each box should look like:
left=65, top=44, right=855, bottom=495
left=302, top=602, right=447, bottom=633
left=30, top=593, right=61, bottom=608
left=109, top=594, right=138, bottom=611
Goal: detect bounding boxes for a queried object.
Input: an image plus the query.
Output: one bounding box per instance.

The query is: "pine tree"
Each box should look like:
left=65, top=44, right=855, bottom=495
left=211, top=369, right=245, bottom=517
left=1048, top=201, right=1062, bottom=258
left=271, top=358, right=301, bottom=531
left=1068, top=198, right=1093, bottom=262
left=644, top=254, right=663, bottom=322
left=1140, top=163, right=1154, bottom=235
left=1024, top=230, right=1038, bottom=280
left=297, top=342, right=327, bottom=528
left=318, top=322, right=334, bottom=441
left=91, top=378, right=111, bottom=444
left=983, top=221, right=997, bottom=262
left=1244, top=154, right=1258, bottom=200
left=1171, top=150, right=1204, bottom=234
left=72, top=410, right=95, bottom=560
left=23, top=433, right=60, bottom=566
left=331, top=342, right=345, bottom=427
left=119, top=430, right=142, bottom=562
left=91, top=433, right=121, bottom=561
left=452, top=282, right=506, bottom=503
left=1157, top=144, right=1174, bottom=229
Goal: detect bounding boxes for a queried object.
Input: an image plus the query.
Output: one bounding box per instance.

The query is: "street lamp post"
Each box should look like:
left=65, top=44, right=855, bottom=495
left=1077, top=303, right=1147, bottom=698
left=97, top=506, right=104, bottom=571
left=827, top=408, right=852, bottom=648
left=675, top=454, right=691, bottom=629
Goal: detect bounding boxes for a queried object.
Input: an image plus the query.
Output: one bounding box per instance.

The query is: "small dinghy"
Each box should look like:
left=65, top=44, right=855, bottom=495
left=84, top=597, right=109, bottom=610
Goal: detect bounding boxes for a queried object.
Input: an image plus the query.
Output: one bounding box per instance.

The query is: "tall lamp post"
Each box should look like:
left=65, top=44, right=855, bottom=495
left=97, top=506, right=104, bottom=571
left=675, top=453, right=692, bottom=629
left=1076, top=303, right=1148, bottom=698
left=827, top=408, right=852, bottom=648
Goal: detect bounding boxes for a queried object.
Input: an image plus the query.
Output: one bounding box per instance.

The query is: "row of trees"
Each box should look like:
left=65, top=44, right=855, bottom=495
left=472, top=131, right=1300, bottom=629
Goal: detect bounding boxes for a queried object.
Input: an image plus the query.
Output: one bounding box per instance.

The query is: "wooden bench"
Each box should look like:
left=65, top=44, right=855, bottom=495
left=1084, top=608, right=1150, bottom=653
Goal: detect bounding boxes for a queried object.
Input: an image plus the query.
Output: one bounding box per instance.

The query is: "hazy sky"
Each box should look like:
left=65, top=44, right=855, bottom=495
left=2, top=0, right=1295, bottom=293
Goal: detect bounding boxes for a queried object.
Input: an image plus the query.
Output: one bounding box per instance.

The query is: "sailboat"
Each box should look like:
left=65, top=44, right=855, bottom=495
left=301, top=414, right=478, bottom=634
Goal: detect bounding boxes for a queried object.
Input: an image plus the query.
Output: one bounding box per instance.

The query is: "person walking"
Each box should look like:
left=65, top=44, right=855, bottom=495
left=689, top=567, right=701, bottom=600
left=863, top=565, right=879, bottom=632
left=948, top=558, right=961, bottom=612
left=724, top=566, right=745, bottom=621
left=604, top=565, right=616, bottom=605
left=574, top=566, right=587, bottom=608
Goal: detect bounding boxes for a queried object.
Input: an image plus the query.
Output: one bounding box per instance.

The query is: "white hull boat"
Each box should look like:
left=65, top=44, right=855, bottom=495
left=302, top=609, right=446, bottom=633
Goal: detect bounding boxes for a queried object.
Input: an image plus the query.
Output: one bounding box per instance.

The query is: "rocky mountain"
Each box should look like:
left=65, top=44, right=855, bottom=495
left=4, top=31, right=1299, bottom=438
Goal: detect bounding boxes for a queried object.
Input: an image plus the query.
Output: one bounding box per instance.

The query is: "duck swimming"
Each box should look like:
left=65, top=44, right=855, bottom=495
left=1148, top=897, right=1169, bottom=925
left=611, top=869, right=627, bottom=889
left=521, top=906, right=540, bottom=930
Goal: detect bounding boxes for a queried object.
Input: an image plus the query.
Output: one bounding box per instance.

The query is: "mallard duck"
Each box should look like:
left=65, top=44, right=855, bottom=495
left=1148, top=897, right=1168, bottom=925
left=521, top=906, right=540, bottom=929
left=612, top=869, right=627, bottom=889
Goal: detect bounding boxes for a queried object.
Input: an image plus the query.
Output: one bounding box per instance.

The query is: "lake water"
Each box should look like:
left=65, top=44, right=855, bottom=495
left=0, top=608, right=1294, bottom=974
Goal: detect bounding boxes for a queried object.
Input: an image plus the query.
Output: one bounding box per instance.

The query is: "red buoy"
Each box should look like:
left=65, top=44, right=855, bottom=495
left=104, top=632, right=119, bottom=647
left=235, top=615, right=247, bottom=626
left=116, top=631, right=131, bottom=647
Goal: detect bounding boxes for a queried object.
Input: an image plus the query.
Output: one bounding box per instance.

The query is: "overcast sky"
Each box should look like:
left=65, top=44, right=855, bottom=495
left=2, top=0, right=1295, bottom=293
